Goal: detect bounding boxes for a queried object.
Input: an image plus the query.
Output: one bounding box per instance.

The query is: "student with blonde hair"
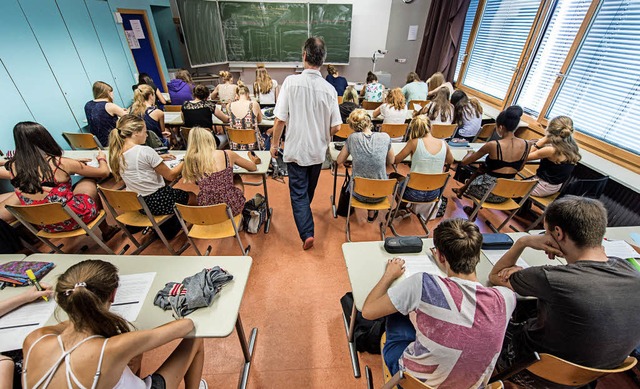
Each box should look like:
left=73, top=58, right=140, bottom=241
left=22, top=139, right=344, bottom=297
left=130, top=84, right=170, bottom=147
left=337, top=109, right=394, bottom=222
left=109, top=115, right=195, bottom=215
left=167, top=69, right=194, bottom=106
left=339, top=85, right=361, bottom=124
left=326, top=64, right=348, bottom=96
left=183, top=127, right=260, bottom=216
left=227, top=81, right=264, bottom=150
left=254, top=64, right=278, bottom=105
left=210, top=71, right=237, bottom=103
left=419, top=87, right=454, bottom=124
left=84, top=81, right=128, bottom=147
left=22, top=259, right=207, bottom=389
left=526, top=116, right=581, bottom=197
left=401, top=72, right=429, bottom=102
left=426, top=71, right=454, bottom=98
left=373, top=88, right=409, bottom=141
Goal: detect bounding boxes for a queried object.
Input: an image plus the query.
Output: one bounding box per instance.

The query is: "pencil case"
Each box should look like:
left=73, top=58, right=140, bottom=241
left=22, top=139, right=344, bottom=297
left=384, top=236, right=423, bottom=254
left=0, top=261, right=55, bottom=286
left=481, top=233, right=514, bottom=250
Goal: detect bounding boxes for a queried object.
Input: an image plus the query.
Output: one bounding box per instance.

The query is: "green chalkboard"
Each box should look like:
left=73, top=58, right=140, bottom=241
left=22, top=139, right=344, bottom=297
left=177, top=0, right=227, bottom=66
left=310, top=4, right=352, bottom=64
left=219, top=2, right=308, bottom=62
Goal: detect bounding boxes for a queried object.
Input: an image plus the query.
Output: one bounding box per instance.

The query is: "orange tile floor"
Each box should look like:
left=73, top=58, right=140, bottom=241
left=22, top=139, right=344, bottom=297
left=28, top=165, right=639, bottom=389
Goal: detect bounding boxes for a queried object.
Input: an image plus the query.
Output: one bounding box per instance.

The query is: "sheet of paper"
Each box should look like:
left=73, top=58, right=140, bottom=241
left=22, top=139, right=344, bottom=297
left=602, top=240, right=639, bottom=259
left=400, top=255, right=445, bottom=279
left=413, top=103, right=422, bottom=111
left=110, top=272, right=156, bottom=322
left=125, top=30, right=140, bottom=49
left=483, top=250, right=529, bottom=269
left=407, top=25, right=419, bottom=41
left=130, top=20, right=145, bottom=39
left=0, top=299, right=56, bottom=352
left=163, top=159, right=182, bottom=168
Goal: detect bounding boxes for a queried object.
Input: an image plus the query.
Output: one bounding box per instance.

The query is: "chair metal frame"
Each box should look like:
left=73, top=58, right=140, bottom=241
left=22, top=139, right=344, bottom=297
left=6, top=203, right=114, bottom=254
left=346, top=177, right=398, bottom=242
left=174, top=203, right=249, bottom=256
left=62, top=132, right=104, bottom=150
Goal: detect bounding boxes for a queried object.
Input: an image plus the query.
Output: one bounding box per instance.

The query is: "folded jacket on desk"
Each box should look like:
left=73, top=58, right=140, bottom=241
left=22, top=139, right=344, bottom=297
left=153, top=266, right=233, bottom=316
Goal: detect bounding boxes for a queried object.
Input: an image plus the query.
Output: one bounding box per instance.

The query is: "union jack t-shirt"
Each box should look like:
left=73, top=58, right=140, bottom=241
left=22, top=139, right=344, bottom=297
left=388, top=273, right=516, bottom=388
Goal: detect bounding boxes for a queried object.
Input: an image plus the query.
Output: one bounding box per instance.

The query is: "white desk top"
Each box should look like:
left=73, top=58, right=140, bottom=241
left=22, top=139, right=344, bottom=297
left=1, top=254, right=253, bottom=338
left=342, top=233, right=565, bottom=311
left=0, top=254, right=26, bottom=262
left=168, top=150, right=271, bottom=175
left=328, top=142, right=481, bottom=163
left=164, top=111, right=275, bottom=127
left=365, top=110, right=414, bottom=122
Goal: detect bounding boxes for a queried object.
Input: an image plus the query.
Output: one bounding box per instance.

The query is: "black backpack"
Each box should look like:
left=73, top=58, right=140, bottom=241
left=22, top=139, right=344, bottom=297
left=340, top=292, right=385, bottom=354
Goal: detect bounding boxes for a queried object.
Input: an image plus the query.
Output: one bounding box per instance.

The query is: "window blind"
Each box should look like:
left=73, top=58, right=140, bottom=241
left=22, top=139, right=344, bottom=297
left=462, top=0, right=542, bottom=100
left=547, top=0, right=640, bottom=155
left=516, top=0, right=591, bottom=116
left=454, top=0, right=481, bottom=82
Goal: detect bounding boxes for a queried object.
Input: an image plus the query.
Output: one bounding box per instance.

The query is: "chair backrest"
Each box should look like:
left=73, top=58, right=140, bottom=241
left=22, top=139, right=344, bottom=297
left=526, top=354, right=637, bottom=387
left=6, top=203, right=71, bottom=226
left=353, top=177, right=396, bottom=199
left=165, top=105, right=182, bottom=112
left=175, top=203, right=231, bottom=226
left=407, top=99, right=429, bottom=112
left=62, top=132, right=102, bottom=150
left=561, top=176, right=608, bottom=199
left=98, top=186, right=143, bottom=213
left=381, top=123, right=408, bottom=139
left=337, top=96, right=343, bottom=104
left=406, top=172, right=449, bottom=192
left=396, top=371, right=434, bottom=389
left=362, top=101, right=383, bottom=110
left=491, top=178, right=539, bottom=199
left=473, top=123, right=496, bottom=142
left=431, top=124, right=457, bottom=139
left=334, top=123, right=354, bottom=139
left=180, top=127, right=192, bottom=146
left=227, top=128, right=259, bottom=146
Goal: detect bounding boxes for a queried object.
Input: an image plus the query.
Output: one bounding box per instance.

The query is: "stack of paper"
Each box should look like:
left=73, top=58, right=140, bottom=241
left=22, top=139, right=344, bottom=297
left=0, top=300, right=56, bottom=352
left=483, top=250, right=530, bottom=269
left=602, top=240, right=639, bottom=259
left=400, top=255, right=446, bottom=278
left=109, top=272, right=156, bottom=322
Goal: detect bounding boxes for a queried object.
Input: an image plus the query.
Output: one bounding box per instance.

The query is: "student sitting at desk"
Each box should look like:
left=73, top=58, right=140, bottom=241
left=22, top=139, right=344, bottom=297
left=325, top=65, right=348, bottom=96
left=489, top=197, right=640, bottom=383
left=132, top=72, right=167, bottom=106
left=227, top=82, right=264, bottom=151
left=0, top=284, right=53, bottom=389
left=167, top=69, right=194, bottom=106
left=84, top=81, right=128, bottom=147
left=418, top=87, right=454, bottom=125
left=254, top=64, right=278, bottom=105
left=337, top=109, right=394, bottom=222
left=210, top=71, right=237, bottom=104
left=109, top=115, right=195, bottom=216
left=22, top=259, right=207, bottom=389
left=0, top=122, right=114, bottom=238
left=182, top=85, right=229, bottom=149
left=526, top=115, right=581, bottom=197
left=401, top=72, right=429, bottom=103
left=451, top=89, right=483, bottom=141
left=454, top=106, right=529, bottom=206
left=359, top=71, right=384, bottom=102
left=339, top=86, right=361, bottom=125
left=183, top=127, right=259, bottom=216
left=373, top=88, right=409, bottom=142
left=362, top=219, right=516, bottom=388
left=426, top=71, right=454, bottom=99
left=130, top=84, right=170, bottom=148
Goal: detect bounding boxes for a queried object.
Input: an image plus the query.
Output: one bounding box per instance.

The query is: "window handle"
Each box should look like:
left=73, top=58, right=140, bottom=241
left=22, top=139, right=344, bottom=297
left=556, top=72, right=566, bottom=79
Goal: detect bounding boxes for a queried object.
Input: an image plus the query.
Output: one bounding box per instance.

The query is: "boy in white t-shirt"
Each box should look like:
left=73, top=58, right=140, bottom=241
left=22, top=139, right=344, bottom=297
left=362, top=219, right=516, bottom=388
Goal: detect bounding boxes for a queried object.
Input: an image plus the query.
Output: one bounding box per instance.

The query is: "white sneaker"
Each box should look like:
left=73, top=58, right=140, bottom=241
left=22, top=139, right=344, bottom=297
left=199, top=379, right=208, bottom=389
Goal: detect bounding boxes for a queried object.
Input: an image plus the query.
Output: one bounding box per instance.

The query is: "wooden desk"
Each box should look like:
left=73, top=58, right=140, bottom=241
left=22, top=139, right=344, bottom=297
left=7, top=253, right=257, bottom=389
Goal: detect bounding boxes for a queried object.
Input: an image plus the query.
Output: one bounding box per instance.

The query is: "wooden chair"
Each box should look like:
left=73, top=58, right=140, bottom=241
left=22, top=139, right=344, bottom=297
left=337, top=96, right=343, bottom=104
left=227, top=128, right=262, bottom=150
left=381, top=123, right=408, bottom=140
left=62, top=132, right=103, bottom=149
left=6, top=203, right=114, bottom=254
left=164, top=105, right=182, bottom=112
left=466, top=178, right=538, bottom=232
left=334, top=123, right=354, bottom=140
left=431, top=124, right=457, bottom=139
left=407, top=99, right=429, bottom=112
left=346, top=177, right=398, bottom=242
left=362, top=101, right=383, bottom=110
left=98, top=186, right=187, bottom=255
left=180, top=127, right=192, bottom=147
left=174, top=203, right=249, bottom=256
left=472, top=123, right=496, bottom=143
left=493, top=352, right=637, bottom=388
left=390, top=173, right=450, bottom=237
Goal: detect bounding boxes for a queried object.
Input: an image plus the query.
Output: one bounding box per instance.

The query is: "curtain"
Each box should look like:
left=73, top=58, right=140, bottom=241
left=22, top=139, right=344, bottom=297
left=416, top=0, right=472, bottom=83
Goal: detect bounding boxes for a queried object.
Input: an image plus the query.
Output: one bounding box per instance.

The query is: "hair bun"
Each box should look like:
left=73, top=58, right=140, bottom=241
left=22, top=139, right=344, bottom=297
left=506, top=105, right=524, bottom=119
left=559, top=127, right=573, bottom=138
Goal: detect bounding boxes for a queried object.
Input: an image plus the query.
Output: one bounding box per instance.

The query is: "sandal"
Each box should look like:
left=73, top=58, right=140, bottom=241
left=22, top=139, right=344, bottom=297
left=452, top=187, right=465, bottom=199
left=367, top=210, right=379, bottom=223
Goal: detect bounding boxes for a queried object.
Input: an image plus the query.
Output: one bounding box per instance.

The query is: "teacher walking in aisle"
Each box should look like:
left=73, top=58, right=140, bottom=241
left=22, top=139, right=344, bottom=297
left=270, top=37, right=342, bottom=250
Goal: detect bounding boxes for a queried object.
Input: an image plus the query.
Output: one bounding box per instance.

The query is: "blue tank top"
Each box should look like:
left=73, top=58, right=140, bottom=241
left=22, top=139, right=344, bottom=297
left=143, top=106, right=163, bottom=139
left=84, top=101, right=117, bottom=147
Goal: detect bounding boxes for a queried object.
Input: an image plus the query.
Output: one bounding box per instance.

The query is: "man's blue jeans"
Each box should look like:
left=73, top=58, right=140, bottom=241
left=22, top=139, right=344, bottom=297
left=383, top=312, right=416, bottom=376
left=286, top=162, right=322, bottom=241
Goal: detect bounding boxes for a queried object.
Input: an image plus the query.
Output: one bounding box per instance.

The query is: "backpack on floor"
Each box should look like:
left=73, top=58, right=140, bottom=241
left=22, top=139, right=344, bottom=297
left=242, top=194, right=268, bottom=234
left=340, top=292, right=385, bottom=354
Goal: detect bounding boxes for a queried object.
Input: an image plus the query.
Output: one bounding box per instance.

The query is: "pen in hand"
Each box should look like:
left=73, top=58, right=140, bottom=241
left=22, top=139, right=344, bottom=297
left=26, top=269, right=48, bottom=302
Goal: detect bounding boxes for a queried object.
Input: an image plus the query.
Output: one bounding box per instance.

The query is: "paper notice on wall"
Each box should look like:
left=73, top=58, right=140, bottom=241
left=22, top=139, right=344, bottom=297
left=125, top=30, right=140, bottom=49
left=130, top=19, right=145, bottom=39
left=408, top=25, right=419, bottom=41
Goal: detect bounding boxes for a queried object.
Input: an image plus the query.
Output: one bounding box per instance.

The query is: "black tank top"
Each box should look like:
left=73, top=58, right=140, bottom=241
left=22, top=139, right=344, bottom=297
left=536, top=158, right=575, bottom=185
left=484, top=140, right=531, bottom=179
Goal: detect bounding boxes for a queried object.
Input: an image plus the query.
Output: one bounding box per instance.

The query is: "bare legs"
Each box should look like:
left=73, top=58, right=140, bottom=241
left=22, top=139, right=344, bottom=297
left=233, top=174, right=245, bottom=193
left=155, top=338, right=205, bottom=389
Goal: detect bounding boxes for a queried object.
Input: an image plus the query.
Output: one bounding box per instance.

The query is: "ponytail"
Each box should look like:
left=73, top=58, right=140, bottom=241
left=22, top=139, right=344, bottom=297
left=55, top=260, right=131, bottom=337
left=130, top=84, right=154, bottom=117
left=108, top=114, right=145, bottom=181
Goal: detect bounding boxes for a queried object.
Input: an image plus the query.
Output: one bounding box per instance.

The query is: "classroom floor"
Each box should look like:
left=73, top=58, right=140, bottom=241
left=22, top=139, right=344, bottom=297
left=25, top=164, right=639, bottom=389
